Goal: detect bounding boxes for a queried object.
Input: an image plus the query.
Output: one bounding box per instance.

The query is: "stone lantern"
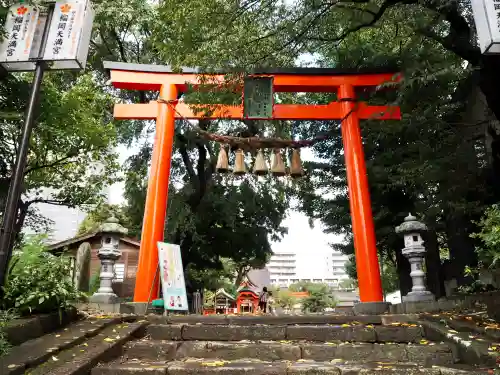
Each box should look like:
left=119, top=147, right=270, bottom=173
left=395, top=213, right=435, bottom=302
left=90, top=216, right=128, bottom=304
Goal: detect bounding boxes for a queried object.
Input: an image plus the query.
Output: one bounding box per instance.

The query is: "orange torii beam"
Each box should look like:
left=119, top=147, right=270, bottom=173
left=103, top=61, right=401, bottom=305
left=114, top=102, right=400, bottom=121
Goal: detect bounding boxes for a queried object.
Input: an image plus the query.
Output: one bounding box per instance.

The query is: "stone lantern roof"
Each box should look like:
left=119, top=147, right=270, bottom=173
left=97, top=216, right=128, bottom=235
left=395, top=213, right=427, bottom=234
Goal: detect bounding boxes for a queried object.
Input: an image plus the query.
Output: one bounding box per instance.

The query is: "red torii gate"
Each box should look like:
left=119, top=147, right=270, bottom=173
left=103, top=61, right=401, bottom=304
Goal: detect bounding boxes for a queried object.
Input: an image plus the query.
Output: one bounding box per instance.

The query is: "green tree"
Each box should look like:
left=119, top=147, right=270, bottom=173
left=0, top=73, right=120, bottom=243
left=77, top=204, right=131, bottom=235
left=471, top=205, right=500, bottom=269
left=300, top=283, right=337, bottom=313
left=275, top=289, right=297, bottom=310
left=339, top=279, right=357, bottom=290
left=144, top=0, right=500, bottom=300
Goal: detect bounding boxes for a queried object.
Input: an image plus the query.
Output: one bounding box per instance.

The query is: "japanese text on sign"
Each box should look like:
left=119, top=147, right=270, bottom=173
left=43, top=1, right=86, bottom=61
left=0, top=4, right=39, bottom=62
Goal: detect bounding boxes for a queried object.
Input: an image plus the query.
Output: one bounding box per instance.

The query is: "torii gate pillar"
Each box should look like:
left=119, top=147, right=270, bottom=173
left=103, top=61, right=401, bottom=306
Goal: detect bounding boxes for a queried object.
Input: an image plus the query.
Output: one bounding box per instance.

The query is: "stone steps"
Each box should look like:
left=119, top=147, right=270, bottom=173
left=146, top=323, right=425, bottom=343
left=0, top=317, right=145, bottom=375
left=92, top=359, right=490, bottom=375
left=124, top=340, right=457, bottom=366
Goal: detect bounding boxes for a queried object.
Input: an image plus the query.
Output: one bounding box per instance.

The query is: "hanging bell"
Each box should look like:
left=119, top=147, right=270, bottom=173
left=216, top=146, right=229, bottom=173
left=271, top=149, right=286, bottom=177
left=253, top=149, right=268, bottom=176
left=233, top=149, right=247, bottom=175
left=289, top=148, right=305, bottom=178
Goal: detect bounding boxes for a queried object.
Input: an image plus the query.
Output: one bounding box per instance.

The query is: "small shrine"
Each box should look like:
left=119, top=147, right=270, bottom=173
left=236, top=281, right=259, bottom=314
left=214, top=288, right=236, bottom=314
left=203, top=288, right=236, bottom=315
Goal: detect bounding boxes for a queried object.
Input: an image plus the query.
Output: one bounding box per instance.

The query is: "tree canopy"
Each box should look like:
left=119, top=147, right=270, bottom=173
left=2, top=0, right=499, bottom=296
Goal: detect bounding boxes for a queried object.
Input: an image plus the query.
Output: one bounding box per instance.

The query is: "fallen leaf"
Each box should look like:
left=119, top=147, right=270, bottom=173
left=201, top=361, right=225, bottom=367
left=341, top=324, right=350, bottom=328
left=7, top=364, right=16, bottom=369
left=83, top=343, right=88, bottom=347
left=103, top=337, right=115, bottom=342
left=448, top=330, right=458, bottom=334
left=330, top=359, right=343, bottom=363
left=420, top=340, right=429, bottom=345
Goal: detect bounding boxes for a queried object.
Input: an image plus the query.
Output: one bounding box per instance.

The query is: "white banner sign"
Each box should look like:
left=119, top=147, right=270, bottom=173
left=471, top=0, right=500, bottom=54
left=158, top=242, right=188, bottom=311
left=0, top=4, right=39, bottom=62
left=43, top=0, right=86, bottom=61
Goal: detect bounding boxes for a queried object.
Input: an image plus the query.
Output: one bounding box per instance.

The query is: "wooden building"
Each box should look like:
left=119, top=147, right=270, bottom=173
left=48, top=232, right=140, bottom=298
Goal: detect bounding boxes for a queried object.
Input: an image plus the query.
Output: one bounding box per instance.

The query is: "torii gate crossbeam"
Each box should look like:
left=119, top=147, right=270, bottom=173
left=103, top=61, right=401, bottom=305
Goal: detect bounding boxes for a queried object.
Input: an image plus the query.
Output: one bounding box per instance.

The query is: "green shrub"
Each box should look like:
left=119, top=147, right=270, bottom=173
left=299, top=283, right=337, bottom=313
left=275, top=290, right=297, bottom=310
left=89, top=267, right=101, bottom=295
left=0, top=310, right=16, bottom=356
left=471, top=204, right=500, bottom=269
left=2, top=235, right=85, bottom=315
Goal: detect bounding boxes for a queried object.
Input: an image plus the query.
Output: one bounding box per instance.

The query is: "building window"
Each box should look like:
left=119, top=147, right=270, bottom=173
left=114, top=263, right=125, bottom=282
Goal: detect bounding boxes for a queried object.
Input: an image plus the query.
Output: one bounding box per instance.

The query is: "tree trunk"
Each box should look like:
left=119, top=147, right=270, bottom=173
left=395, top=246, right=412, bottom=296
left=479, top=55, right=500, bottom=189
left=445, top=213, right=477, bottom=287
left=423, top=229, right=446, bottom=299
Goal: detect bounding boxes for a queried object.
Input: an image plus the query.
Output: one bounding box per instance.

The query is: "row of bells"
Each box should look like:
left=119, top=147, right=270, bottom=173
left=216, top=148, right=305, bottom=177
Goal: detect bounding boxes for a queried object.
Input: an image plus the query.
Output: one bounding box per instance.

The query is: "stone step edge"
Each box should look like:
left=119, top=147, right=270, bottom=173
left=21, top=321, right=148, bottom=375
left=124, top=339, right=456, bottom=366
left=146, top=323, right=425, bottom=343
left=0, top=317, right=124, bottom=375
left=420, top=320, right=499, bottom=368
left=146, top=314, right=420, bottom=326
left=420, top=313, right=500, bottom=341
left=1, top=316, right=140, bottom=375
left=91, top=360, right=490, bottom=375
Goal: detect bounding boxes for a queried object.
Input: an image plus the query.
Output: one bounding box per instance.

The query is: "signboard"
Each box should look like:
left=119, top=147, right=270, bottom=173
left=158, top=242, right=188, bottom=311
left=0, top=1, right=94, bottom=71
left=43, top=0, right=86, bottom=60
left=0, top=4, right=40, bottom=64
left=471, top=0, right=500, bottom=54
left=243, top=77, right=274, bottom=119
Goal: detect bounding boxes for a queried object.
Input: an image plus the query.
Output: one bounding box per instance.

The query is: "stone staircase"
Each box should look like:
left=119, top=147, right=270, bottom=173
left=91, top=315, right=493, bottom=375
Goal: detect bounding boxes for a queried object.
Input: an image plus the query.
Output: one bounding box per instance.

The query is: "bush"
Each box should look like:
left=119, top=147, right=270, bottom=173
left=471, top=204, right=500, bottom=269
left=275, top=290, right=297, bottom=310
left=301, top=291, right=337, bottom=313
left=89, top=267, right=101, bottom=295
left=299, top=283, right=337, bottom=313
left=0, top=310, right=16, bottom=356
left=2, top=235, right=85, bottom=315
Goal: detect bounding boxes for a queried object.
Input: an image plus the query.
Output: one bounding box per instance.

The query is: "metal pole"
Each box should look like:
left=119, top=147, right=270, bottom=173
left=0, top=62, right=46, bottom=288
left=0, top=5, right=54, bottom=291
